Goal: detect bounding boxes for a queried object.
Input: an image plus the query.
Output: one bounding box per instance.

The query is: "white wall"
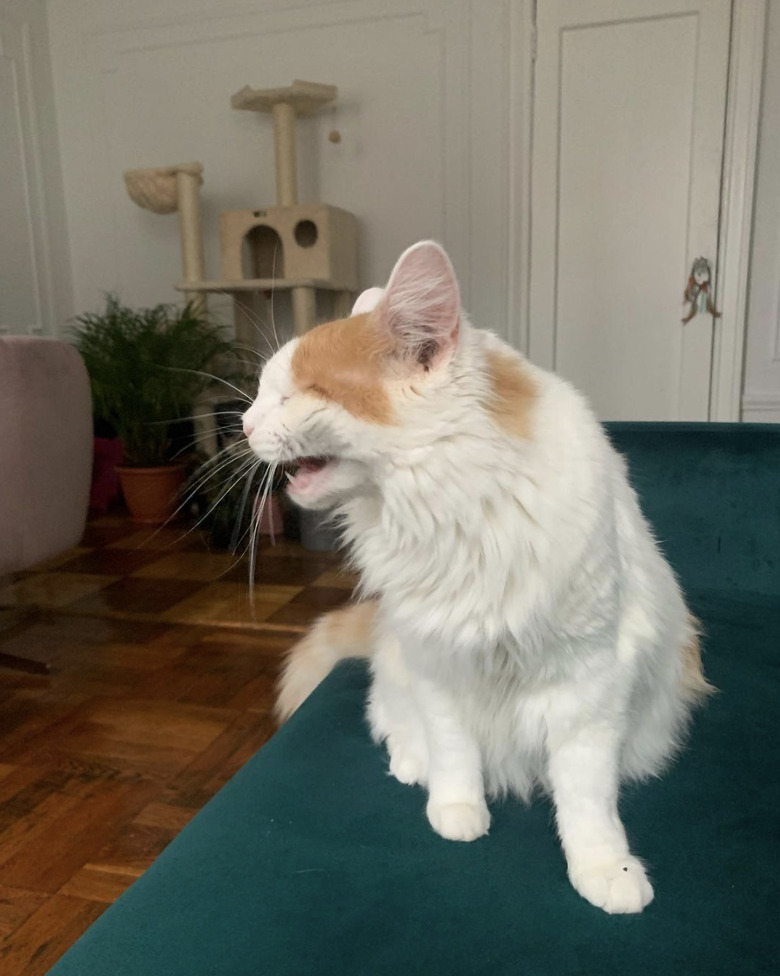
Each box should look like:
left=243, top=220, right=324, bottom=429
left=743, top=1, right=780, bottom=422
left=46, top=0, right=532, bottom=344
left=0, top=0, right=73, bottom=336
left=36, top=0, right=776, bottom=416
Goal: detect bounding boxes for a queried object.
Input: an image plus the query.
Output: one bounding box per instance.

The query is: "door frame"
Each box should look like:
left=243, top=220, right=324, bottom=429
left=508, top=0, right=767, bottom=421
left=711, top=0, right=767, bottom=420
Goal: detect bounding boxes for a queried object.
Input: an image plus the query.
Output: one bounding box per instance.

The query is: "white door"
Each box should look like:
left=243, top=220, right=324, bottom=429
left=529, top=0, right=732, bottom=420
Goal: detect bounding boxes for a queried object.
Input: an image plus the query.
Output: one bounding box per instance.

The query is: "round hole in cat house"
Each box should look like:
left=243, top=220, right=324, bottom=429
left=294, top=219, right=319, bottom=249
left=242, top=224, right=285, bottom=279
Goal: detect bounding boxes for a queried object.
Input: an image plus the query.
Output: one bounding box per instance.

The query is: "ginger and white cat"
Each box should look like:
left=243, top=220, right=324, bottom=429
left=242, top=241, right=710, bottom=915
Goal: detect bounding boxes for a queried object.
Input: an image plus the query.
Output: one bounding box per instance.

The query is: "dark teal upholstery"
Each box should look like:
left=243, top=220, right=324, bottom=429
left=49, top=424, right=780, bottom=976
left=606, top=423, right=780, bottom=599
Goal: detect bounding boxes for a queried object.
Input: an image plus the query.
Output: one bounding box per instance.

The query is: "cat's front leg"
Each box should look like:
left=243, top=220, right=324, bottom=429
left=413, top=677, right=490, bottom=843
left=369, top=631, right=430, bottom=787
left=546, top=719, right=654, bottom=914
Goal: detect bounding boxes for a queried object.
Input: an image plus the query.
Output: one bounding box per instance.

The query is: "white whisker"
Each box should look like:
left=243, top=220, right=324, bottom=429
left=162, top=365, right=252, bottom=404
left=182, top=455, right=261, bottom=539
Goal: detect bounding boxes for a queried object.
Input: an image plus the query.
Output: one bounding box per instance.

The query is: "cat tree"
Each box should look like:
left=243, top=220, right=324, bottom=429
left=123, top=80, right=359, bottom=345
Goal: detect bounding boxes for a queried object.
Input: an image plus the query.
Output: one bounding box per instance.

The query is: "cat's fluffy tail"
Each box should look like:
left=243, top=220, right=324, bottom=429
left=681, top=614, right=715, bottom=701
left=275, top=600, right=377, bottom=723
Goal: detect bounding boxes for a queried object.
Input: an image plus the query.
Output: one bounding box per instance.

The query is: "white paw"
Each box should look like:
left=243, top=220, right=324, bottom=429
left=387, top=734, right=428, bottom=786
left=426, top=800, right=491, bottom=842
left=389, top=749, right=427, bottom=786
left=569, top=855, right=654, bottom=914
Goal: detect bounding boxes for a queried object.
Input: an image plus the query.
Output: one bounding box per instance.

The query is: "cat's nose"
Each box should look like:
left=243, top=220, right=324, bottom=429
left=242, top=416, right=255, bottom=438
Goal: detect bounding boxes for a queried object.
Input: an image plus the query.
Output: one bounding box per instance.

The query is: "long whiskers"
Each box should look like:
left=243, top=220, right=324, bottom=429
left=247, top=455, right=282, bottom=614
left=183, top=454, right=262, bottom=540
left=180, top=447, right=254, bottom=517
left=210, top=294, right=278, bottom=360
left=147, top=410, right=244, bottom=426
left=162, top=365, right=253, bottom=404
left=169, top=424, right=245, bottom=461
left=230, top=457, right=266, bottom=554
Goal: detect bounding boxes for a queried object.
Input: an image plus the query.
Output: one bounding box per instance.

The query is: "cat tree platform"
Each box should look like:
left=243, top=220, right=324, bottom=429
left=175, top=279, right=345, bottom=292
left=230, top=80, right=337, bottom=117
left=173, top=277, right=355, bottom=323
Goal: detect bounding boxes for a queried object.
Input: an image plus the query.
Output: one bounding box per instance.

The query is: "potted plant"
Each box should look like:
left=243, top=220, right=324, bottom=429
left=72, top=295, right=242, bottom=524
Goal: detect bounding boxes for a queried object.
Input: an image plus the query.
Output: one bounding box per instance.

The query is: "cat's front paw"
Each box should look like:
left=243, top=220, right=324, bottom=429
left=427, top=799, right=490, bottom=842
left=569, top=855, right=654, bottom=914
left=389, top=749, right=427, bottom=786
left=387, top=733, right=428, bottom=786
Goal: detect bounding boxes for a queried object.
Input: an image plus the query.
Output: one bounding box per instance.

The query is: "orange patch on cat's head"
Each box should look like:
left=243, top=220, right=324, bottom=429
left=291, top=313, right=396, bottom=424
left=290, top=241, right=461, bottom=425
left=485, top=349, right=537, bottom=439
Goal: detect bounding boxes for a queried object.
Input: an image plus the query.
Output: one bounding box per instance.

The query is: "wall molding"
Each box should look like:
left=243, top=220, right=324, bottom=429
left=711, top=0, right=768, bottom=420
left=772, top=233, right=780, bottom=360
left=505, top=0, right=533, bottom=353
left=742, top=391, right=780, bottom=411
left=0, top=9, right=58, bottom=335
left=742, top=391, right=780, bottom=423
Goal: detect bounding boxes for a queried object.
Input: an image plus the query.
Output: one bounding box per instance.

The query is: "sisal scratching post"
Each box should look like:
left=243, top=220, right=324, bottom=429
left=272, top=98, right=307, bottom=334
left=176, top=169, right=207, bottom=315
left=271, top=101, right=299, bottom=207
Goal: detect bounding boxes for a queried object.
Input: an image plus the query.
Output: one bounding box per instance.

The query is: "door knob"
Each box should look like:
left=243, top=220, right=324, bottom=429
left=682, top=258, right=720, bottom=323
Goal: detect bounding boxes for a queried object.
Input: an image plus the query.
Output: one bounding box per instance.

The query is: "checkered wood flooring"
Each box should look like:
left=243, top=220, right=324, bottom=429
left=0, top=515, right=355, bottom=974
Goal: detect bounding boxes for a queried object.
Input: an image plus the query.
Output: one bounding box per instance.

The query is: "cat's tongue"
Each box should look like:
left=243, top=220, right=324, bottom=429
left=287, top=456, right=331, bottom=495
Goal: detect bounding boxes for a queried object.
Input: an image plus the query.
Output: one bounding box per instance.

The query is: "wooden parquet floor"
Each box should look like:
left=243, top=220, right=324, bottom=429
left=0, top=515, right=354, bottom=974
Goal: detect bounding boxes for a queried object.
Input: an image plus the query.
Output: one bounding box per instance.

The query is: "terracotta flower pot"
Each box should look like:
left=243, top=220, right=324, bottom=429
left=117, top=464, right=187, bottom=525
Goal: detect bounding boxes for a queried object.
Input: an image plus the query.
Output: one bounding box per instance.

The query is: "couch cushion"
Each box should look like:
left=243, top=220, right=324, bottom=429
left=49, top=586, right=779, bottom=976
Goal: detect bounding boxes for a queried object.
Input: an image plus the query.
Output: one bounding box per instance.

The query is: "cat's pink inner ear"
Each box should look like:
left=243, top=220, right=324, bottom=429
left=378, top=241, right=460, bottom=367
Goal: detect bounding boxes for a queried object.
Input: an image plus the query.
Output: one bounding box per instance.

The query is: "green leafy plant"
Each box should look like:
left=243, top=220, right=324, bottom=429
left=72, top=295, right=243, bottom=467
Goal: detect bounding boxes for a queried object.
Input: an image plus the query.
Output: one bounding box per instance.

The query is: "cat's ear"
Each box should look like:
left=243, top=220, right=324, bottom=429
left=351, top=287, right=384, bottom=316
left=377, top=241, right=460, bottom=368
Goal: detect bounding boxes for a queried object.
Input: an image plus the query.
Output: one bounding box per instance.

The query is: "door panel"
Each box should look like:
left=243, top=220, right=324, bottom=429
left=530, top=0, right=732, bottom=420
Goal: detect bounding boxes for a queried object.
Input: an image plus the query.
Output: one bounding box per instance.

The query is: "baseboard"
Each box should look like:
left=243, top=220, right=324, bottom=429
left=741, top=392, right=780, bottom=423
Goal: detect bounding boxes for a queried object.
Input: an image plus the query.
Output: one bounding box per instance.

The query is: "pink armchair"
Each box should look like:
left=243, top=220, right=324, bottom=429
left=0, top=336, right=93, bottom=671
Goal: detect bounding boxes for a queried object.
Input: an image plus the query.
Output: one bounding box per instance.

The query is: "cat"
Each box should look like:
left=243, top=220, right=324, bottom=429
left=241, top=240, right=711, bottom=915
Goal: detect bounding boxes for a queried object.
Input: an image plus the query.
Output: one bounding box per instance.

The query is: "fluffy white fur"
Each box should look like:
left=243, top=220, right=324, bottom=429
left=243, top=241, right=708, bottom=915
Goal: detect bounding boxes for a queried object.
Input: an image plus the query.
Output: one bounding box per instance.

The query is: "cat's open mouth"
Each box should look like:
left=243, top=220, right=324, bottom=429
left=285, top=456, right=337, bottom=496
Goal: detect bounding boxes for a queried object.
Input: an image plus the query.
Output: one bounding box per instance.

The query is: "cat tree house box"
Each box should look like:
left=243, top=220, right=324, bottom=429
left=221, top=204, right=358, bottom=291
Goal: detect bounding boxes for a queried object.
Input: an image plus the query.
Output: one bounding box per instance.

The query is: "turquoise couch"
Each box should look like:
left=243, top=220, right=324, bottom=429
left=50, top=424, right=780, bottom=975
